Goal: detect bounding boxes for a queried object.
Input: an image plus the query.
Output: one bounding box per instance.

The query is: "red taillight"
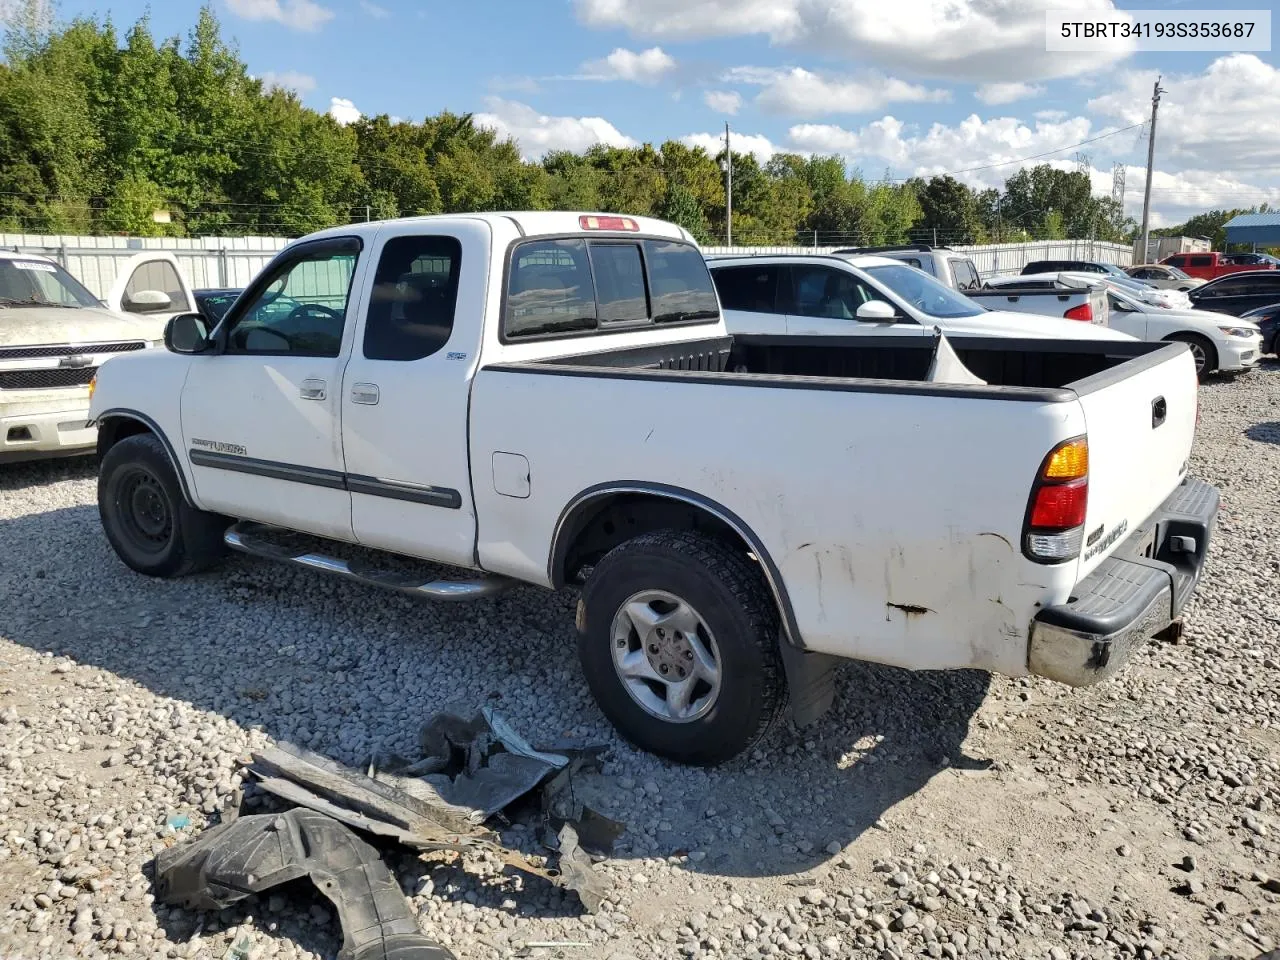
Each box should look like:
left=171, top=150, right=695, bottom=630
left=1030, top=479, right=1088, bottom=528
left=579, top=215, right=640, bottom=232
left=1024, top=437, right=1089, bottom=563
left=1063, top=302, right=1093, bottom=322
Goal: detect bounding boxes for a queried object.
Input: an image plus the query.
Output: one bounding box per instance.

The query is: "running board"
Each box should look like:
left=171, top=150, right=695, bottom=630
left=223, top=521, right=512, bottom=601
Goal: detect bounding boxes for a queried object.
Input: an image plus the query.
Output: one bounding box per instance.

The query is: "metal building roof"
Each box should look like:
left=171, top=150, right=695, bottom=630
left=1223, top=213, right=1280, bottom=245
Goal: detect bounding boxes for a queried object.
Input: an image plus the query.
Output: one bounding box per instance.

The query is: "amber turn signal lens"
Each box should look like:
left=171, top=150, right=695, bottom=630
left=1043, top=439, right=1088, bottom=480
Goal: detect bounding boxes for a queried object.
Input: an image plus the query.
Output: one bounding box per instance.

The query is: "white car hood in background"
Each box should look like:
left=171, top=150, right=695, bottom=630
left=1142, top=306, right=1261, bottom=331
left=0, top=305, right=161, bottom=347
left=947, top=309, right=1135, bottom=341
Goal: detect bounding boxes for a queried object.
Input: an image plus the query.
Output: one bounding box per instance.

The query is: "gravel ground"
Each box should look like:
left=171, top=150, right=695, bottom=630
left=1, top=361, right=1279, bottom=960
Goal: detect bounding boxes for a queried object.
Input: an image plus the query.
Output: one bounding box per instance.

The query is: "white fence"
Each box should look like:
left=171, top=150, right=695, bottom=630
left=0, top=233, right=290, bottom=299
left=702, top=239, right=1133, bottom=279
left=4, top=232, right=1134, bottom=299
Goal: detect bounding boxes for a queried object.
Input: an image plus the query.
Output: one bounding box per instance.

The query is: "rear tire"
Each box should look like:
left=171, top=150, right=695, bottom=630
left=578, top=529, right=786, bottom=766
left=98, top=433, right=227, bottom=578
left=1165, top=332, right=1217, bottom=378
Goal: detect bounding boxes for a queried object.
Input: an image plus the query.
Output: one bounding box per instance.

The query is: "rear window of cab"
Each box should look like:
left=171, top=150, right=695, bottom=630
left=503, top=237, right=719, bottom=340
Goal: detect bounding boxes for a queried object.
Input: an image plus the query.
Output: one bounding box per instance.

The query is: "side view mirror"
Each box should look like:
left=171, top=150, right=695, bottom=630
left=123, top=289, right=174, bottom=313
left=164, top=313, right=212, bottom=354
left=856, top=300, right=898, bottom=321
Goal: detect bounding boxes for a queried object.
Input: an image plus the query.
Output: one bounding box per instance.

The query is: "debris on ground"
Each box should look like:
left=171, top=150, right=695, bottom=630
left=155, top=806, right=457, bottom=960
left=245, top=706, right=621, bottom=913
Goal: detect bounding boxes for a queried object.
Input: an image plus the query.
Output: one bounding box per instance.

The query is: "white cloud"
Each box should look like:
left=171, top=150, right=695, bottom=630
left=703, top=90, right=743, bottom=115
left=226, top=0, right=334, bottom=31
left=1088, top=54, right=1280, bottom=175
left=359, top=0, right=389, bottom=17
left=575, top=0, right=800, bottom=40
left=580, top=46, right=677, bottom=84
left=976, top=81, right=1044, bottom=105
left=738, top=66, right=948, bottom=116
left=788, top=113, right=1095, bottom=190
left=327, top=97, right=362, bottom=125
left=1034, top=109, right=1068, bottom=122
left=259, top=70, right=317, bottom=95
left=681, top=131, right=780, bottom=163
left=574, top=0, right=1131, bottom=82
left=473, top=98, right=637, bottom=158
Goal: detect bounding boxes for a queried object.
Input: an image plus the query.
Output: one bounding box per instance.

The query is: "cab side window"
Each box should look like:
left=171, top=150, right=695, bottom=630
left=711, top=265, right=781, bottom=313
left=123, top=260, right=187, bottom=313
left=790, top=265, right=888, bottom=319
left=363, top=236, right=461, bottom=361
left=224, top=241, right=357, bottom=357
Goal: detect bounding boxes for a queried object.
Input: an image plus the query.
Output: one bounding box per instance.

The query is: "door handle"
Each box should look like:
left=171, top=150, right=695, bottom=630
left=351, top=382, right=380, bottom=405
left=1151, top=396, right=1167, bottom=428
left=300, top=379, right=326, bottom=401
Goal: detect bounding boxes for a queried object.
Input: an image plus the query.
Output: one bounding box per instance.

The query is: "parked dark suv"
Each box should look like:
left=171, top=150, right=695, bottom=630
left=1188, top=271, right=1280, bottom=317
left=1240, top=302, right=1280, bottom=354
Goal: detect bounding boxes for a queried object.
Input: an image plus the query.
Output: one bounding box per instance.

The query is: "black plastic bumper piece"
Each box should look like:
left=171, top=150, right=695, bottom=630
left=1028, top=476, right=1219, bottom=686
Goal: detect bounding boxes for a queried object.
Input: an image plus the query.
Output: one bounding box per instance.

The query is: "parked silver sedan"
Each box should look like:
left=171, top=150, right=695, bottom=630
left=1126, top=263, right=1206, bottom=292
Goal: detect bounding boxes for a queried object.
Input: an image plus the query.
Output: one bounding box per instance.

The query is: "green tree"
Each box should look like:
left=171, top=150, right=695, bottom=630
left=910, top=175, right=982, bottom=244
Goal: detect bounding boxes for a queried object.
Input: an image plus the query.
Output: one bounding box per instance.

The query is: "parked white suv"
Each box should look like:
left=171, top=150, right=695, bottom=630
left=707, top=254, right=1133, bottom=341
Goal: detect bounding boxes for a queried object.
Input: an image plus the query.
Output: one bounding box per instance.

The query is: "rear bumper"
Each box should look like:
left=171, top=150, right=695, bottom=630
left=0, top=405, right=96, bottom=462
left=1027, top=476, right=1219, bottom=686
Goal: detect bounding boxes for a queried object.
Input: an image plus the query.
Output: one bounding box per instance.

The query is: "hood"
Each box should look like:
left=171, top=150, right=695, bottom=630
left=0, top=305, right=162, bottom=347
left=1146, top=306, right=1260, bottom=331
left=947, top=309, right=1136, bottom=342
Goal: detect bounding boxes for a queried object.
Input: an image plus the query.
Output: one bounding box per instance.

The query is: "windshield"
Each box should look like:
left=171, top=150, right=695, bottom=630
left=1165, top=265, right=1191, bottom=279
left=197, top=292, right=241, bottom=322
left=0, top=259, right=99, bottom=308
left=1098, top=262, right=1130, bottom=278
left=863, top=264, right=985, bottom=318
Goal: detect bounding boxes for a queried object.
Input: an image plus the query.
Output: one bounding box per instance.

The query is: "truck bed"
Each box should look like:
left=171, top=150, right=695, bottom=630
left=501, top=333, right=1177, bottom=400
left=473, top=329, right=1196, bottom=679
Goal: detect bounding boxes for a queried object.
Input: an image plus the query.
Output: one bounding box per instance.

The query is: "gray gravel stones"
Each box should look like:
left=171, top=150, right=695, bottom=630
left=2, top=364, right=1280, bottom=959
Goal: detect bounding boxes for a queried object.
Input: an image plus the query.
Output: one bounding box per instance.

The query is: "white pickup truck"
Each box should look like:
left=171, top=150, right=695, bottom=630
left=88, top=212, right=1220, bottom=766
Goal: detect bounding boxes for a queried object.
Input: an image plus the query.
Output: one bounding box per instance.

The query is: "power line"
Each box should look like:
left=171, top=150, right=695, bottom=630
left=878, top=123, right=1147, bottom=181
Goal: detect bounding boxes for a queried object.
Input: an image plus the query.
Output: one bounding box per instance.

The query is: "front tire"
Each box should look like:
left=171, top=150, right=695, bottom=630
left=1165, top=332, right=1217, bottom=378
left=98, top=433, right=227, bottom=578
left=578, top=529, right=786, bottom=766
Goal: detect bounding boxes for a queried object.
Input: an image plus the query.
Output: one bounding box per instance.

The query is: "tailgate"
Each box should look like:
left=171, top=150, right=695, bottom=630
left=1073, top=343, right=1197, bottom=580
left=1087, top=287, right=1110, bottom=326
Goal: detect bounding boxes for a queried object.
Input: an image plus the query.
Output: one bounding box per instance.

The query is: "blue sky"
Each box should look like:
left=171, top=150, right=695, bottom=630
left=49, top=0, right=1280, bottom=226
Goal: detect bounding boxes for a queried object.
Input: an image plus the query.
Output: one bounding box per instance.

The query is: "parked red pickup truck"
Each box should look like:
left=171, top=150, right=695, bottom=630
left=1162, top=251, right=1278, bottom=281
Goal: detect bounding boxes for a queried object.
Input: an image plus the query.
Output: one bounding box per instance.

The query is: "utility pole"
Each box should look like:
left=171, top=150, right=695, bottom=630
left=1138, top=76, right=1165, bottom=264
left=723, top=122, right=733, bottom=247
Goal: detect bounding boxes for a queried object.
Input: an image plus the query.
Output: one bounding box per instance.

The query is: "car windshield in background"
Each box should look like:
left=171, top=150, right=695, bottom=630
left=0, top=259, right=99, bottom=309
left=196, top=292, right=241, bottom=322
left=1165, top=265, right=1192, bottom=279
left=863, top=264, right=985, bottom=318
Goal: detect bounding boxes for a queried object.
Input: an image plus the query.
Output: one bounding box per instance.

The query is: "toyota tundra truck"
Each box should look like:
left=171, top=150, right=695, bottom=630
left=88, top=212, right=1219, bottom=765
